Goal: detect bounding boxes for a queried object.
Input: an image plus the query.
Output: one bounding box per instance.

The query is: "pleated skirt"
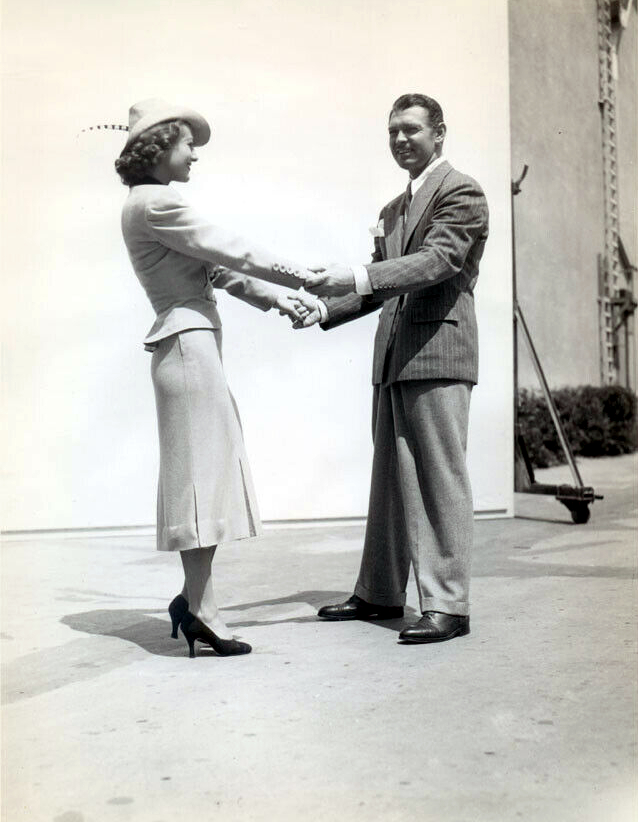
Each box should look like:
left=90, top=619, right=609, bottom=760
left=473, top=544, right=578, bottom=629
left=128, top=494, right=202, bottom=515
left=150, top=329, right=262, bottom=551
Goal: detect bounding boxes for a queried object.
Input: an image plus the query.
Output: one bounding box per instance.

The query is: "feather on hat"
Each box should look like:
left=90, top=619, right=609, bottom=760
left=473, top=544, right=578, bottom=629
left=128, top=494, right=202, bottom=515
left=81, top=99, right=211, bottom=148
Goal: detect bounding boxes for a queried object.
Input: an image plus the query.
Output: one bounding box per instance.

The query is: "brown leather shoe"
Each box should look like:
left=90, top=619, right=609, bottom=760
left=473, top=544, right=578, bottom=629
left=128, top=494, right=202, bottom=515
left=398, top=611, right=470, bottom=643
left=317, top=594, right=404, bottom=621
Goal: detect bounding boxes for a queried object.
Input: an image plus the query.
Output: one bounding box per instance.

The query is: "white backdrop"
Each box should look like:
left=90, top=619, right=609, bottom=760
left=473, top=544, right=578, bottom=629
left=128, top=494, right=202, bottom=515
left=1, top=0, right=513, bottom=531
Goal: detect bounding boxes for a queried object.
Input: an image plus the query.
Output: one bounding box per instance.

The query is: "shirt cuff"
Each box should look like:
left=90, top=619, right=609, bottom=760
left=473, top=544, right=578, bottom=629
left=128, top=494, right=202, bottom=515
left=316, top=300, right=328, bottom=323
left=352, top=264, right=373, bottom=295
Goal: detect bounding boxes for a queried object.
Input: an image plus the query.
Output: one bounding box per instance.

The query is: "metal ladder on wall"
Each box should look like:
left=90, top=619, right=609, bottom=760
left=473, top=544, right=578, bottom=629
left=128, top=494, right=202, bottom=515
left=597, top=0, right=620, bottom=384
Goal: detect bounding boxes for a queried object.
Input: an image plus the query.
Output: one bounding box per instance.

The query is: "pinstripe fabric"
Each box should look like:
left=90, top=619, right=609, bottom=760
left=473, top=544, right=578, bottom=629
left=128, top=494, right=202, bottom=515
left=354, top=379, right=473, bottom=613
left=320, top=160, right=488, bottom=615
left=322, top=161, right=489, bottom=386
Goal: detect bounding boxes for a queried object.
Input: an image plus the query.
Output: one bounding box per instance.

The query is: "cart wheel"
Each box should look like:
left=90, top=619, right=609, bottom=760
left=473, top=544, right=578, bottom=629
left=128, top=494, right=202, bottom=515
left=570, top=503, right=591, bottom=524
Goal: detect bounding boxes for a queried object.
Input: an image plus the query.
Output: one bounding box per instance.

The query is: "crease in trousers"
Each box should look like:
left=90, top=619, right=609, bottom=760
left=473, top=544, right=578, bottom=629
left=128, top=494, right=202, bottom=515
left=354, top=378, right=473, bottom=616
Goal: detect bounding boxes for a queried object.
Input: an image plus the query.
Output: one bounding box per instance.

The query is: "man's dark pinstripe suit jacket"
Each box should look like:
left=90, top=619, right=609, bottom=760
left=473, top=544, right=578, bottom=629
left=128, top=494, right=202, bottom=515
left=321, top=160, right=489, bottom=386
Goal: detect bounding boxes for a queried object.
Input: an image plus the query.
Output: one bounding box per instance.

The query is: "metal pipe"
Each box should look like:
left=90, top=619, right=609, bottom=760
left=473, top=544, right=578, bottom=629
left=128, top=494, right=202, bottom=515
left=514, top=303, right=585, bottom=488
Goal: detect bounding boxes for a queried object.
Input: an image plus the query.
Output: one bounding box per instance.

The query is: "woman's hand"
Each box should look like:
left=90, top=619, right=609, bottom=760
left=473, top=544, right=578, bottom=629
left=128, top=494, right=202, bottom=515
left=275, top=290, right=323, bottom=328
left=276, top=294, right=306, bottom=324
left=289, top=290, right=323, bottom=329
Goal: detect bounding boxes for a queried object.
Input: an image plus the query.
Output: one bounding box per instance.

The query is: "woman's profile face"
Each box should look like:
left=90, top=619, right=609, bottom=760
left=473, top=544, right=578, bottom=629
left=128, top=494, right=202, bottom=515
left=154, top=123, right=198, bottom=184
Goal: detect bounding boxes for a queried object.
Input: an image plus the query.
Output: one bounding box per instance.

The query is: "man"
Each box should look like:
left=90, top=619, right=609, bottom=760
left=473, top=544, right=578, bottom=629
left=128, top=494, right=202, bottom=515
left=299, top=93, right=489, bottom=643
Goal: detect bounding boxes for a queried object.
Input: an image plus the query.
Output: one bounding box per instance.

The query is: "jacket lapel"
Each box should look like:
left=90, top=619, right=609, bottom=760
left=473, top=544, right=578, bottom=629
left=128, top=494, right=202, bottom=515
left=383, top=199, right=406, bottom=260
left=402, top=160, right=452, bottom=253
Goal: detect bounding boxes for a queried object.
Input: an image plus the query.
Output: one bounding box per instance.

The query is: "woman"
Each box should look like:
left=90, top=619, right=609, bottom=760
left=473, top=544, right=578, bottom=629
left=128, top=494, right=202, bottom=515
left=115, top=99, right=311, bottom=658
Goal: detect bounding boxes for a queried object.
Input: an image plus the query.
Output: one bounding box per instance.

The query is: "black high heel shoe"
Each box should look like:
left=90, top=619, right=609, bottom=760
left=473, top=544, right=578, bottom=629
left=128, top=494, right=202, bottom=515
left=168, top=594, right=189, bottom=639
left=180, top=611, right=252, bottom=658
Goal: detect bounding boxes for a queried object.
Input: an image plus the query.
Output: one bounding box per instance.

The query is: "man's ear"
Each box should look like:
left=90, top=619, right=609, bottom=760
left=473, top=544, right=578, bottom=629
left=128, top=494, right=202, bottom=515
left=435, top=122, right=447, bottom=145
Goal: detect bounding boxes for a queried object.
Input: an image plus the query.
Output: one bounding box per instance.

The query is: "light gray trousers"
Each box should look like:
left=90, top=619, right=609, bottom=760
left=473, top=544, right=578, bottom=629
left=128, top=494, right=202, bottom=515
left=354, top=379, right=473, bottom=616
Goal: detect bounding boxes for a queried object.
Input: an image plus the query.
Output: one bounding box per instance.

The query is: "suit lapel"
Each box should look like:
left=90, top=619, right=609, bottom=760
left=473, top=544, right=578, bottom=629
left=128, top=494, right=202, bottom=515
left=402, top=160, right=452, bottom=253
left=383, top=198, right=406, bottom=260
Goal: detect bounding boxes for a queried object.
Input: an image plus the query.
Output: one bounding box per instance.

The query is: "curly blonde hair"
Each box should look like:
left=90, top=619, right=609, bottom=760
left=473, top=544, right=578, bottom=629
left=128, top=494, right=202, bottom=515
left=114, top=120, right=185, bottom=186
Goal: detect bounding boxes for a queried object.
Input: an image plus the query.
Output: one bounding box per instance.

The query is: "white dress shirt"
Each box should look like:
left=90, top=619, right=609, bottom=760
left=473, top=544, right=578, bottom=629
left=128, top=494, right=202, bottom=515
left=351, top=154, right=446, bottom=295
left=313, top=154, right=446, bottom=322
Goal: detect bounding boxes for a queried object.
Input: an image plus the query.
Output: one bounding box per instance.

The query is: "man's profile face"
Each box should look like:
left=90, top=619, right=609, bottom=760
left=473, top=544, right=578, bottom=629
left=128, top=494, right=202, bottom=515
left=388, top=106, right=445, bottom=179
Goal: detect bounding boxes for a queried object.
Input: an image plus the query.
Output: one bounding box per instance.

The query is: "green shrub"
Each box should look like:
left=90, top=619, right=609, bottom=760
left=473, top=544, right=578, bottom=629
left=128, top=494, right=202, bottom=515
left=516, top=385, right=637, bottom=467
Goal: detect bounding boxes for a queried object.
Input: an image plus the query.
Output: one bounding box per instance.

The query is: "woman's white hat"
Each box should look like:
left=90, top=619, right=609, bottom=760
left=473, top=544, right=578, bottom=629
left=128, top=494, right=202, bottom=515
left=124, top=98, right=211, bottom=147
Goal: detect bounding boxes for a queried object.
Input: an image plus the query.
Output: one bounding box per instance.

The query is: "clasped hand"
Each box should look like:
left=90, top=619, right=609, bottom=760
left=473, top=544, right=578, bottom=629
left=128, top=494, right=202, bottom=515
left=277, top=290, right=321, bottom=329
left=302, top=263, right=355, bottom=297
left=278, top=262, right=356, bottom=329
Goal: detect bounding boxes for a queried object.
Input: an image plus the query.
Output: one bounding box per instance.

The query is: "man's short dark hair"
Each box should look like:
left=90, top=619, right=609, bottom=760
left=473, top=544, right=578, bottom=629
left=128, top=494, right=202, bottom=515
left=390, top=94, right=444, bottom=128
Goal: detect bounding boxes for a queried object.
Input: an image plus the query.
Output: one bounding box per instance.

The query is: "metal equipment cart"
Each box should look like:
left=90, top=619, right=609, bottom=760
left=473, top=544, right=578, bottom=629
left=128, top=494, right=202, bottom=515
left=511, top=165, right=603, bottom=524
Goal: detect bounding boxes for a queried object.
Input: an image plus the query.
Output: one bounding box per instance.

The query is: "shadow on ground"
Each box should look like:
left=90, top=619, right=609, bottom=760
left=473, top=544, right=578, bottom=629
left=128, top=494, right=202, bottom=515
left=4, top=590, right=410, bottom=705
left=220, top=589, right=416, bottom=631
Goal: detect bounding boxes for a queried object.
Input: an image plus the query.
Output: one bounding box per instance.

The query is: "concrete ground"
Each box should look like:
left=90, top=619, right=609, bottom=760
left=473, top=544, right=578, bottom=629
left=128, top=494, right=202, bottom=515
left=2, top=454, right=636, bottom=822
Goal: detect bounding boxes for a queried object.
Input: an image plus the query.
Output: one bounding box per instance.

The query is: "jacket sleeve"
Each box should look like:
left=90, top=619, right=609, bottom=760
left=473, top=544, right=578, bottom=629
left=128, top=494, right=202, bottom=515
left=319, top=212, right=386, bottom=330
left=320, top=293, right=383, bottom=330
left=144, top=188, right=308, bottom=289
left=365, top=178, right=488, bottom=298
left=207, top=265, right=280, bottom=312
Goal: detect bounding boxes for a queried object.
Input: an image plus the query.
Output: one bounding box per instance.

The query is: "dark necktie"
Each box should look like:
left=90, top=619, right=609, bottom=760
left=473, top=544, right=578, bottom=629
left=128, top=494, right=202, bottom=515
left=403, top=182, right=412, bottom=225
left=390, top=181, right=413, bottom=338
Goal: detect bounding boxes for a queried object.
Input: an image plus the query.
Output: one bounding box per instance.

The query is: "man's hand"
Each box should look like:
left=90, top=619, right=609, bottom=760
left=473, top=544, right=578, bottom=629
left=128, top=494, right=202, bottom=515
left=304, top=263, right=355, bottom=297
left=290, top=290, right=322, bottom=329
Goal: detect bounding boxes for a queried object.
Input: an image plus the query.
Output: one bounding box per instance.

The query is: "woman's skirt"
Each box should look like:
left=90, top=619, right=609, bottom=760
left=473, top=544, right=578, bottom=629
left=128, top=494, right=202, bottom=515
left=151, top=329, right=262, bottom=551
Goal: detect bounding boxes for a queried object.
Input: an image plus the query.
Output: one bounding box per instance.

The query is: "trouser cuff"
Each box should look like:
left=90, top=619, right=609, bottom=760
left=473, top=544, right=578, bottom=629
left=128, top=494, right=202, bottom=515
left=419, top=596, right=469, bottom=617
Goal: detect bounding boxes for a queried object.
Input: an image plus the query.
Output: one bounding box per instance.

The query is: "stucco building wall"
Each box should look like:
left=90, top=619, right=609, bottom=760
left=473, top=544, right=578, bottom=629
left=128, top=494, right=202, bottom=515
left=509, top=0, right=636, bottom=390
